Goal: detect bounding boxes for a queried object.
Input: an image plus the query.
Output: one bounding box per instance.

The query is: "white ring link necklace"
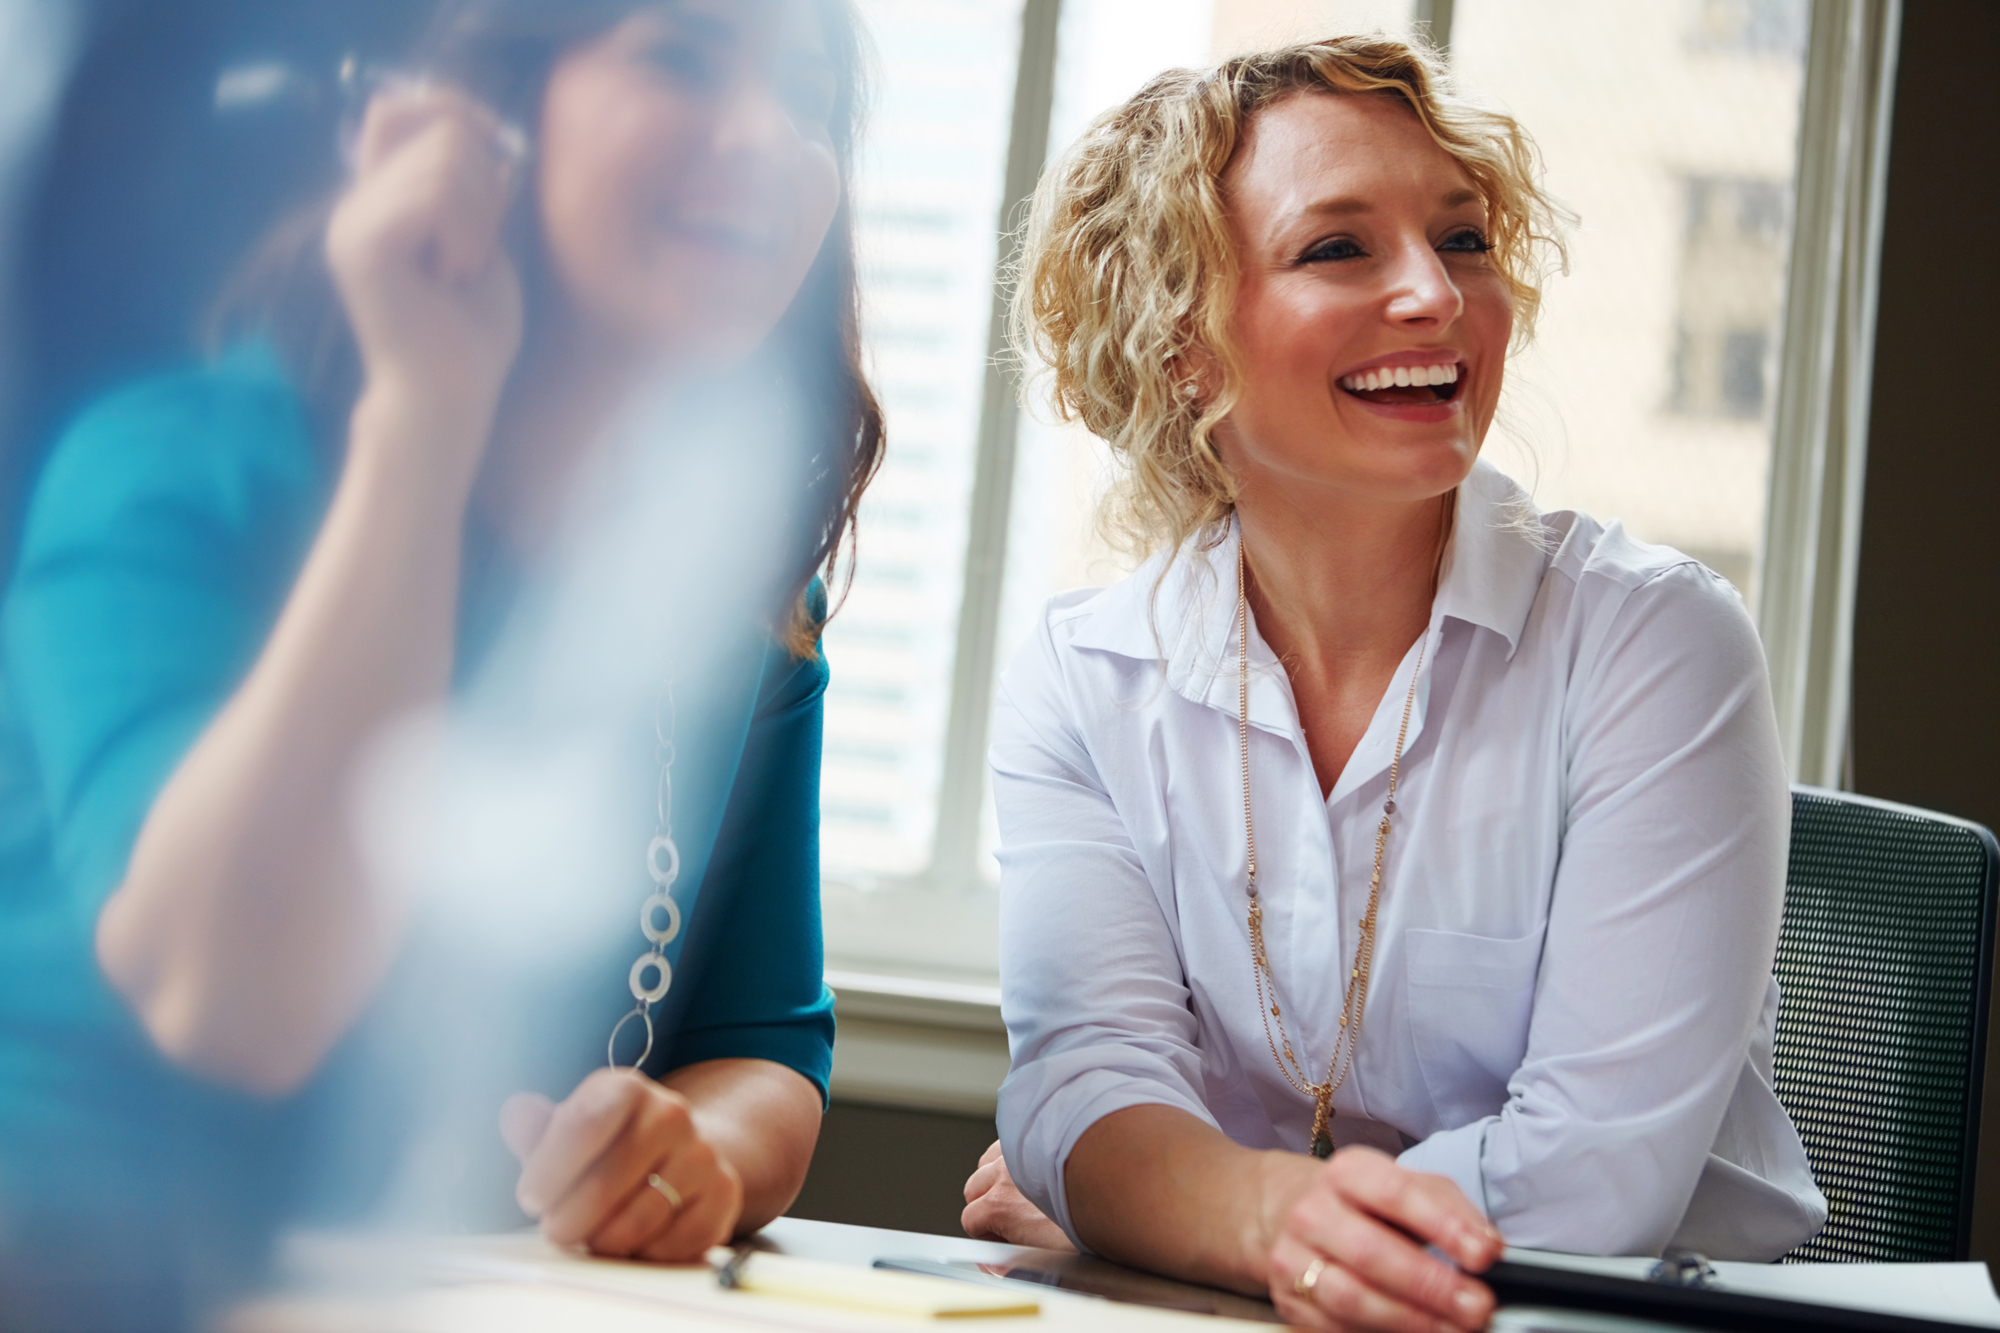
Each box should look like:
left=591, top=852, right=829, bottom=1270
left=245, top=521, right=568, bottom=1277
left=1238, top=542, right=1425, bottom=1159
left=609, top=682, right=682, bottom=1069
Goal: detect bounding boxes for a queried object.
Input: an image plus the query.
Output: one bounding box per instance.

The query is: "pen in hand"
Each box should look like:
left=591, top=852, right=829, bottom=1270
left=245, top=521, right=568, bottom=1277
left=715, top=1240, right=757, bottom=1289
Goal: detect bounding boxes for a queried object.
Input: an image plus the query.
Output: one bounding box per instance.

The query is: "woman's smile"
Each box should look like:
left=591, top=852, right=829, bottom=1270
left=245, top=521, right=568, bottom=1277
left=1334, top=348, right=1468, bottom=423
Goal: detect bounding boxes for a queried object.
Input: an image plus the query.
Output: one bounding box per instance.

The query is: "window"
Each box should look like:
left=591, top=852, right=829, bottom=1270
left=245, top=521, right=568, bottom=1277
left=818, top=0, right=1024, bottom=889
left=823, top=0, right=1816, bottom=990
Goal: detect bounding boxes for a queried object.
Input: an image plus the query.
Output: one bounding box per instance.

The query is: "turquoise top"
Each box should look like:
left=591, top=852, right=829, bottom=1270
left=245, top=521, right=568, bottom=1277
left=0, top=343, right=835, bottom=1318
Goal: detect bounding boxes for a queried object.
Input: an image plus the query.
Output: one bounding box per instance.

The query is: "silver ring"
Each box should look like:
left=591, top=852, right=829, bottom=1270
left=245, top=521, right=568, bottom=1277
left=648, top=1172, right=683, bottom=1211
left=1294, top=1256, right=1328, bottom=1299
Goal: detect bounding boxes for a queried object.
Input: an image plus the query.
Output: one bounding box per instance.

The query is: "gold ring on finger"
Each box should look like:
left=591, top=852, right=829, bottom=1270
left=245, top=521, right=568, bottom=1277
left=1294, top=1256, right=1328, bottom=1298
left=647, top=1173, right=683, bottom=1211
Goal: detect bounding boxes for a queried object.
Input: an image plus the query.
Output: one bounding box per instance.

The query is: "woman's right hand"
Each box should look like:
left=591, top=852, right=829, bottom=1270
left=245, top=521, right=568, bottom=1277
left=501, top=1070, right=744, bottom=1263
left=1268, top=1148, right=1502, bottom=1333
left=325, top=83, right=526, bottom=477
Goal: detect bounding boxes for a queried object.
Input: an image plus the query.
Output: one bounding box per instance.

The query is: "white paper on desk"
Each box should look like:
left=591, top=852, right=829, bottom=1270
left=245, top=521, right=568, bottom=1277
left=1503, top=1248, right=2000, bottom=1328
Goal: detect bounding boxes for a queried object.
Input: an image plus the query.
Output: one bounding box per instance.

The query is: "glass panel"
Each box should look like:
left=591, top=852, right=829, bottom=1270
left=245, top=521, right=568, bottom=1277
left=1451, top=0, right=1809, bottom=602
left=818, top=0, right=1025, bottom=885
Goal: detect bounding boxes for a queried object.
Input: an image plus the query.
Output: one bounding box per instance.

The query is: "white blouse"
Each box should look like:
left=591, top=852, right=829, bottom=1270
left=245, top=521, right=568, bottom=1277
left=991, top=460, right=1827, bottom=1262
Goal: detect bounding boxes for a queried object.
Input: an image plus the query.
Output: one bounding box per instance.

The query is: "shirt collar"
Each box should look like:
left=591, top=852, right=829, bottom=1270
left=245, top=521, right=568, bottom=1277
left=1434, top=458, right=1547, bottom=661
left=1065, top=521, right=1252, bottom=717
left=1066, top=458, right=1549, bottom=713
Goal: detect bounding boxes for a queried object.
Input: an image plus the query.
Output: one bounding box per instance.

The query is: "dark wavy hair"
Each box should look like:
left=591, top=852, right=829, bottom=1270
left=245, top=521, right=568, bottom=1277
left=209, top=0, right=884, bottom=656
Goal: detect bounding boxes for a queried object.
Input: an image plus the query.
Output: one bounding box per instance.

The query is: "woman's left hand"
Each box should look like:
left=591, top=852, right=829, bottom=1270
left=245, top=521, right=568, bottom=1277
left=501, top=1067, right=743, bottom=1261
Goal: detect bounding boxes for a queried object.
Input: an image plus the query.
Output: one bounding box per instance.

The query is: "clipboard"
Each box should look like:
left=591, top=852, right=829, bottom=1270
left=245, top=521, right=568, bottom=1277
left=1484, top=1258, right=1996, bottom=1332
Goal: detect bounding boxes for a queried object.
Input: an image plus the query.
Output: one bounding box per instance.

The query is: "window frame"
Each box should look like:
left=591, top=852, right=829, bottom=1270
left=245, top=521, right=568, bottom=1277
left=1753, top=0, right=1901, bottom=789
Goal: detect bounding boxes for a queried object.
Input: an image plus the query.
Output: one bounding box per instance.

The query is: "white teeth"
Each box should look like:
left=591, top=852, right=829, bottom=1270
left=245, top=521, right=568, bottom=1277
left=1339, top=363, right=1461, bottom=393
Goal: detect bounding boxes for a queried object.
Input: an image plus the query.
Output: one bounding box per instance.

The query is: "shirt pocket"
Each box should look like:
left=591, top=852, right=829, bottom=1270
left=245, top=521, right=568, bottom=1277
left=1404, top=927, right=1544, bottom=1127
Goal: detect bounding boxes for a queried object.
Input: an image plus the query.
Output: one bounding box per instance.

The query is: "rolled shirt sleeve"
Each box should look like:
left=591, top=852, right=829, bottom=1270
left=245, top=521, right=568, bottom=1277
left=1399, top=563, right=1812, bottom=1256
left=992, top=611, right=1221, bottom=1246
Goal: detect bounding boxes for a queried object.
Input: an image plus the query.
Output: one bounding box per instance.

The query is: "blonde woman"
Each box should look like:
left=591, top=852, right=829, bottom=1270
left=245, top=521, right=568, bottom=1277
left=960, top=38, right=1825, bottom=1333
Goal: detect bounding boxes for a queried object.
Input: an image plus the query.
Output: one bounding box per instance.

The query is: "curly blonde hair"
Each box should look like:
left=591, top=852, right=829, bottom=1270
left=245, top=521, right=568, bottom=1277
left=1012, top=36, right=1568, bottom=560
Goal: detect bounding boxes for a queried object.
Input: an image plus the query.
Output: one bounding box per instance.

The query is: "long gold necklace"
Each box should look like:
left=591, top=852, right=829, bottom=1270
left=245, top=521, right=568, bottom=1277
left=1238, top=542, right=1425, bottom=1159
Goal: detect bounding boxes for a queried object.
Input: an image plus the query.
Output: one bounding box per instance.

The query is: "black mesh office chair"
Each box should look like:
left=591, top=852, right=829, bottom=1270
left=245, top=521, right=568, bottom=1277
left=1773, top=786, right=1999, bottom=1262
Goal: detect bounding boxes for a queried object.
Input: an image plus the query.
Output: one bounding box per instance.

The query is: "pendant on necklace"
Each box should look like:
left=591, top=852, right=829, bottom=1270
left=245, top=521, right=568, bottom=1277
left=1311, top=1132, right=1333, bottom=1159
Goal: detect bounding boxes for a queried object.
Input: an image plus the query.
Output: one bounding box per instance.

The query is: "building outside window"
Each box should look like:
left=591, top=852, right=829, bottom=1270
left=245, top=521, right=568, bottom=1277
left=1670, top=175, right=1791, bottom=422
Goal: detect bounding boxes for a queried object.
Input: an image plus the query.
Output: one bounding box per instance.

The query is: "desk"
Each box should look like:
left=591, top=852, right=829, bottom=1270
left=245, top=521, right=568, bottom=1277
left=229, top=1218, right=2000, bottom=1333
left=226, top=1217, right=1283, bottom=1332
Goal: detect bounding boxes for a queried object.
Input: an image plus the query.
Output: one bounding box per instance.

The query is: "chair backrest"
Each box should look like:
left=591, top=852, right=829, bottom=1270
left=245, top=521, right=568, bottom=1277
left=1773, top=786, right=1999, bottom=1262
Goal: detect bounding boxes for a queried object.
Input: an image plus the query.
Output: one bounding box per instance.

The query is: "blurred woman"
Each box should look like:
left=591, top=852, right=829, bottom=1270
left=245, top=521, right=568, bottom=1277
left=0, top=0, right=880, bottom=1325
left=962, top=37, right=1824, bottom=1332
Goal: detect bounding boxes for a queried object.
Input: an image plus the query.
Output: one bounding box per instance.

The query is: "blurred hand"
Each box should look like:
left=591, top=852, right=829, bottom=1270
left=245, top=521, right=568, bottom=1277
left=961, top=1139, right=1074, bottom=1250
left=1268, top=1148, right=1501, bottom=1332
left=501, top=1067, right=744, bottom=1262
left=326, top=83, right=525, bottom=463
